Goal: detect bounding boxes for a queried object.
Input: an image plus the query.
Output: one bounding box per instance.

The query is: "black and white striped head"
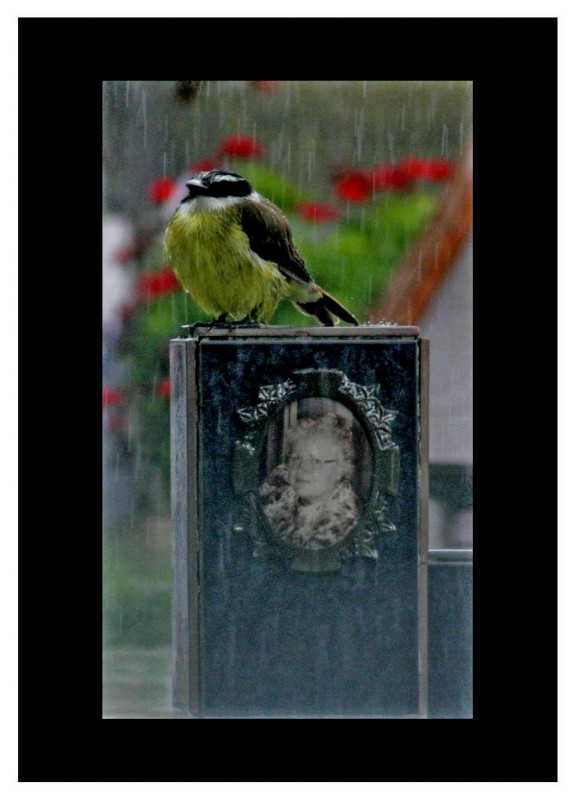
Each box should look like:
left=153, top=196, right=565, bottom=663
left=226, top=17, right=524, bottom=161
left=184, top=169, right=254, bottom=204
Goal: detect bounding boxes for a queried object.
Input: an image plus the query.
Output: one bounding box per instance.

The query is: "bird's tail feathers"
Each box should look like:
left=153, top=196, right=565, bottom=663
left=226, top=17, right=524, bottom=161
left=295, top=289, right=359, bottom=327
left=319, top=289, right=359, bottom=325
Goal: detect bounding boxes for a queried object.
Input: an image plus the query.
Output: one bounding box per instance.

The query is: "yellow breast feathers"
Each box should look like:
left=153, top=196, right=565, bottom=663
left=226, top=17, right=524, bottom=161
left=165, top=207, right=289, bottom=322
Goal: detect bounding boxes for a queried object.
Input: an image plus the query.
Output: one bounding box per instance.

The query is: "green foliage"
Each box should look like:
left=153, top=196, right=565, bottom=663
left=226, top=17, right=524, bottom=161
left=296, top=192, right=438, bottom=323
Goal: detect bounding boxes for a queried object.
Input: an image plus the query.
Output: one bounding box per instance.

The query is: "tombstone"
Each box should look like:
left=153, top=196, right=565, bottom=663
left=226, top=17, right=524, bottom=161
left=170, top=325, right=429, bottom=718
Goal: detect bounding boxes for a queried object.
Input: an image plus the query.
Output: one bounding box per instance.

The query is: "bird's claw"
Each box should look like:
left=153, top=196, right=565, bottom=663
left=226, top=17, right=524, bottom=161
left=179, top=317, right=261, bottom=337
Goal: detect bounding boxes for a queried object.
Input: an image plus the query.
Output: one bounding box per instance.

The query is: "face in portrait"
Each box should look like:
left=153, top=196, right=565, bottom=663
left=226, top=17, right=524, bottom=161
left=287, top=431, right=347, bottom=503
left=259, top=412, right=361, bottom=551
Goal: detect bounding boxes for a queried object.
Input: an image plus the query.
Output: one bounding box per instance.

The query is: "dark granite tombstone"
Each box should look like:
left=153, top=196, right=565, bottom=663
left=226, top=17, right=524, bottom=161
left=170, top=325, right=429, bottom=718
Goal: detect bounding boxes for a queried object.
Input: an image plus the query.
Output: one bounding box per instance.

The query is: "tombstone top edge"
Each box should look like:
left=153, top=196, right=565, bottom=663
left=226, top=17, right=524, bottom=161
left=171, top=324, right=421, bottom=343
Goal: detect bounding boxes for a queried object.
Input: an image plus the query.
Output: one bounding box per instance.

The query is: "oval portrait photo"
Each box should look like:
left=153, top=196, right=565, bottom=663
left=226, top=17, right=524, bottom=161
left=258, top=399, right=372, bottom=551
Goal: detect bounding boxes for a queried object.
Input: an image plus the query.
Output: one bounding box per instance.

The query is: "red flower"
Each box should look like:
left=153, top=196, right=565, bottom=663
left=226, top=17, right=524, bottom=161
left=371, top=164, right=413, bottom=191
left=250, top=81, right=279, bottom=95
left=295, top=202, right=341, bottom=223
left=103, top=387, right=123, bottom=406
left=137, top=267, right=180, bottom=301
left=399, top=156, right=454, bottom=181
left=146, top=177, right=178, bottom=204
left=217, top=135, right=265, bottom=159
left=333, top=171, right=372, bottom=202
left=188, top=158, right=216, bottom=173
left=157, top=379, right=171, bottom=399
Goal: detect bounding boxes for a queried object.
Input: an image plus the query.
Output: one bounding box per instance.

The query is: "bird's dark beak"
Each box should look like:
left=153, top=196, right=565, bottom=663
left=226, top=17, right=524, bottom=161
left=185, top=177, right=208, bottom=196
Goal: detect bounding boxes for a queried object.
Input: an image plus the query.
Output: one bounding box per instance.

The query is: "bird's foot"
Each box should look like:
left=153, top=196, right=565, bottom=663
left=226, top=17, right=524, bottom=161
left=180, top=315, right=232, bottom=336
left=206, top=313, right=232, bottom=330
left=209, top=314, right=261, bottom=329
left=180, top=316, right=261, bottom=337
left=232, top=316, right=261, bottom=328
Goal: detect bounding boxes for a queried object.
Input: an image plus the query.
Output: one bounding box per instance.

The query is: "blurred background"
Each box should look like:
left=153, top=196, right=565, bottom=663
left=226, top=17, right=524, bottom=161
left=102, top=80, right=473, bottom=718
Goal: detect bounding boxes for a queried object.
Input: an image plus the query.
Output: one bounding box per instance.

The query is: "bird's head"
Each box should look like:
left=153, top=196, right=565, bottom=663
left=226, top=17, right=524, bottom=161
left=184, top=169, right=253, bottom=200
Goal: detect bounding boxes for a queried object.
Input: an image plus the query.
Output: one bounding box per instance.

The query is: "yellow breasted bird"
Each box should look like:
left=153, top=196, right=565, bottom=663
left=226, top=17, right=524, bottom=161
left=164, top=169, right=358, bottom=326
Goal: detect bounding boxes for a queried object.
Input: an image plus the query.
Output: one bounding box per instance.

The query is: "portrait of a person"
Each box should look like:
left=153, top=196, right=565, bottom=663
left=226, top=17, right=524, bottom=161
left=259, top=413, right=360, bottom=550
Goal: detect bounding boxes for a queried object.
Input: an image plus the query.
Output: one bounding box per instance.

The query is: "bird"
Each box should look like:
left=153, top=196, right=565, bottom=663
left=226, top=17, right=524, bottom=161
left=164, top=169, right=359, bottom=327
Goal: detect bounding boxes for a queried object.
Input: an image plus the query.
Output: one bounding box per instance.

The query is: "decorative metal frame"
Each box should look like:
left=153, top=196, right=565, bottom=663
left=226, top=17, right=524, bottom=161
left=233, top=368, right=400, bottom=572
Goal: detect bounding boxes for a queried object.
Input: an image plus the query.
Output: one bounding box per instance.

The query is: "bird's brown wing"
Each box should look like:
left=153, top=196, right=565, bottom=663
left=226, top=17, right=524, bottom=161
left=237, top=196, right=315, bottom=286
left=238, top=195, right=359, bottom=327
